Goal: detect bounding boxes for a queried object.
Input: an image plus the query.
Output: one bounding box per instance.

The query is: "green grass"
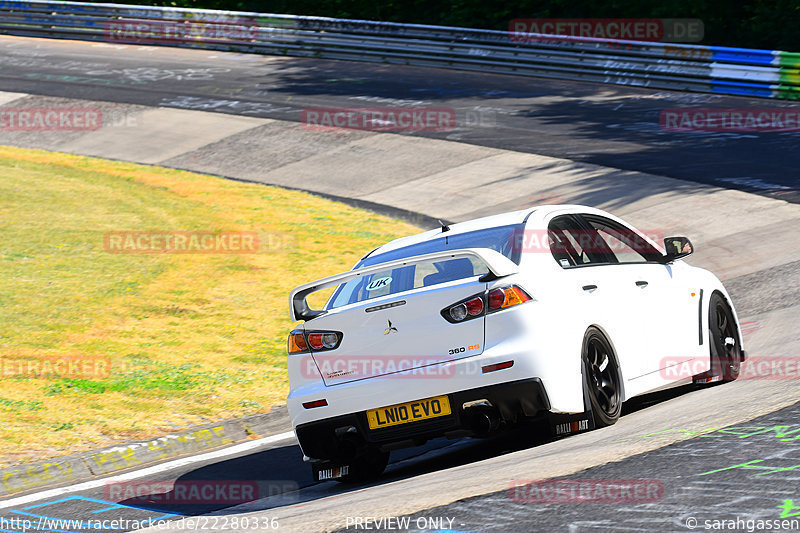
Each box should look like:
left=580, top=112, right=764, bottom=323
left=0, top=146, right=420, bottom=465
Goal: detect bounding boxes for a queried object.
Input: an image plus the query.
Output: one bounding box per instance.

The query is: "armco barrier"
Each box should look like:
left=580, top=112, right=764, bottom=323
left=0, top=1, right=797, bottom=99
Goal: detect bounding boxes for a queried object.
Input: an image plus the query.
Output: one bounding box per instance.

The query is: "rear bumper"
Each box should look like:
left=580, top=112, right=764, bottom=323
left=295, top=378, right=550, bottom=461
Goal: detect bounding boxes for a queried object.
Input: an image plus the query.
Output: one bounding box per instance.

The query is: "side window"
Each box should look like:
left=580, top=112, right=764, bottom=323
left=547, top=216, right=612, bottom=268
left=413, top=262, right=440, bottom=287
left=413, top=257, right=486, bottom=288
left=420, top=258, right=474, bottom=287
left=583, top=216, right=663, bottom=264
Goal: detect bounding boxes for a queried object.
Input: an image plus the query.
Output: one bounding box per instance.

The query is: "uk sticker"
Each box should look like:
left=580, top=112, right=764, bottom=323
left=366, top=276, right=392, bottom=291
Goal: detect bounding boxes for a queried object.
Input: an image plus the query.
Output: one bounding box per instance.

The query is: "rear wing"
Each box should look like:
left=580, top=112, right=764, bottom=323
left=289, top=248, right=519, bottom=322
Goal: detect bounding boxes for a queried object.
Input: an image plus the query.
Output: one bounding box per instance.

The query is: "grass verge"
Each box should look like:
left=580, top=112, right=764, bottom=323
left=0, top=146, right=420, bottom=466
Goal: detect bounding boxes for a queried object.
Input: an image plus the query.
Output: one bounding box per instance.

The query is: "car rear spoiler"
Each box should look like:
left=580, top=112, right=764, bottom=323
left=289, top=248, right=519, bottom=322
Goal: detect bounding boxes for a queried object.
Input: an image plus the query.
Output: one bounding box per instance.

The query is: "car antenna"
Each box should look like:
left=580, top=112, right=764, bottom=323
left=438, top=219, right=450, bottom=233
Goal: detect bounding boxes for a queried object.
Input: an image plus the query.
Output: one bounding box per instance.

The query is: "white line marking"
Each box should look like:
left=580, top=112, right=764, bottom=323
left=0, top=430, right=296, bottom=510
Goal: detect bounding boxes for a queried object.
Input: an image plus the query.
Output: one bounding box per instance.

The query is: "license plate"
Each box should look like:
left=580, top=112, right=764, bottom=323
left=367, top=395, right=451, bottom=430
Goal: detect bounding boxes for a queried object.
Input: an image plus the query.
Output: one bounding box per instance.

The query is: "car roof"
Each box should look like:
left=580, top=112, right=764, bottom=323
left=365, top=204, right=600, bottom=260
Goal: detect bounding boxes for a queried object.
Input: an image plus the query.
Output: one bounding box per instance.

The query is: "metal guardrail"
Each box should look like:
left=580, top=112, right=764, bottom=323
left=0, top=0, right=798, bottom=99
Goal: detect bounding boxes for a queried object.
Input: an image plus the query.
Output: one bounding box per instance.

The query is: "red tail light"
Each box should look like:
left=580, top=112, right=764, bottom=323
left=307, top=332, right=340, bottom=350
left=488, top=286, right=531, bottom=310
left=302, top=399, right=328, bottom=409
left=465, top=297, right=484, bottom=316
left=287, top=330, right=342, bottom=353
left=308, top=334, right=324, bottom=350
left=488, top=289, right=505, bottom=309
left=442, top=286, right=531, bottom=323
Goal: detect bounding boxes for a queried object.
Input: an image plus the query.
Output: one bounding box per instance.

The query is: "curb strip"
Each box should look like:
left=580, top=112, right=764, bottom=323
left=0, top=406, right=291, bottom=498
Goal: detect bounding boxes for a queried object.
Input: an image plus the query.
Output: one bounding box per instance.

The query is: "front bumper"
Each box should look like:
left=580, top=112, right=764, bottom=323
left=295, top=378, right=550, bottom=461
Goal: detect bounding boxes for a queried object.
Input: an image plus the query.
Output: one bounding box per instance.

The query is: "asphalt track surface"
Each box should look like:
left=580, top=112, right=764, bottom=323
left=0, top=431, right=501, bottom=531
left=352, top=399, right=800, bottom=533
left=0, top=34, right=799, bottom=533
left=8, top=389, right=799, bottom=533
left=0, top=36, right=798, bottom=202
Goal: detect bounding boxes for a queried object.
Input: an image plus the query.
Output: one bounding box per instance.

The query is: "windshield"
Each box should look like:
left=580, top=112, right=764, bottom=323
left=326, top=224, right=523, bottom=310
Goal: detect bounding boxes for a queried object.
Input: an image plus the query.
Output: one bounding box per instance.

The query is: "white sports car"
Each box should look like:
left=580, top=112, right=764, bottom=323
left=286, top=205, right=744, bottom=481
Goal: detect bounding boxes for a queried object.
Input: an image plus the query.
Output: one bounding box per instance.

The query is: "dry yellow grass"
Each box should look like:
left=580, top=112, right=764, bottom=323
left=0, top=146, right=420, bottom=466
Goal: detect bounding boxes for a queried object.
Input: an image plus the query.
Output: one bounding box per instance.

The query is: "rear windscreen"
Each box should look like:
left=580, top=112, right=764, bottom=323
left=326, top=224, right=523, bottom=309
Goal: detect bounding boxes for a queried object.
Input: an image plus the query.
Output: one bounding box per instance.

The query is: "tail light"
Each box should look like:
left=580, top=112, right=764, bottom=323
left=448, top=296, right=484, bottom=322
left=287, top=330, right=342, bottom=354
left=442, top=285, right=532, bottom=323
left=488, top=286, right=531, bottom=310
left=288, top=332, right=308, bottom=354
left=308, top=333, right=339, bottom=350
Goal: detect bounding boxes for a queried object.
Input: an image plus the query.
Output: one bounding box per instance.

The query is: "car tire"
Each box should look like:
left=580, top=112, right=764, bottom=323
left=582, top=327, right=622, bottom=427
left=708, top=292, right=742, bottom=382
left=336, top=448, right=389, bottom=483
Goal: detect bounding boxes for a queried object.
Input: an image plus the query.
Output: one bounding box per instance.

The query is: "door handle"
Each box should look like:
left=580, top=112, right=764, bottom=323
left=582, top=284, right=598, bottom=292
left=635, top=281, right=649, bottom=288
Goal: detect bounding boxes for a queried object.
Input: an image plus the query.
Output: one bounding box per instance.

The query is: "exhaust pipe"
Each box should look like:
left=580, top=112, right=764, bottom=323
left=465, top=403, right=501, bottom=436
left=334, top=426, right=362, bottom=461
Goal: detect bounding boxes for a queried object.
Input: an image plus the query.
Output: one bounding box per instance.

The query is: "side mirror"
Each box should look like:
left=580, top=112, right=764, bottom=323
left=662, top=236, right=693, bottom=263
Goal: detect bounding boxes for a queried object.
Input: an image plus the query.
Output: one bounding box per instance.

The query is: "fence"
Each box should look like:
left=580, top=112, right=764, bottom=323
left=0, top=0, right=798, bottom=99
